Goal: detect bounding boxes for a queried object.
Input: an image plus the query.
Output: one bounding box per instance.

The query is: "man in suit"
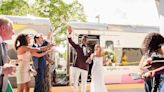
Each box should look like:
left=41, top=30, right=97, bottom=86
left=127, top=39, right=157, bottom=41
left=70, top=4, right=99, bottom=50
left=0, top=17, right=15, bottom=92
left=32, top=33, right=54, bottom=92
left=67, top=26, right=92, bottom=92
left=32, top=34, right=48, bottom=92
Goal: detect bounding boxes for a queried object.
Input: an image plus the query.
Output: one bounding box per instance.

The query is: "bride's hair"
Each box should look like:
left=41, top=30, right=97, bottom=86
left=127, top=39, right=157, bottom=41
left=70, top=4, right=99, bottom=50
left=94, top=44, right=103, bottom=56
left=14, top=34, right=29, bottom=50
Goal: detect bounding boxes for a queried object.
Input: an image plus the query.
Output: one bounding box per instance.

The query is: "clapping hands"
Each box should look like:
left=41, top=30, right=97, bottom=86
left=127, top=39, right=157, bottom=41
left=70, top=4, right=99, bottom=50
left=141, top=70, right=156, bottom=80
left=142, top=58, right=152, bottom=67
left=2, top=63, right=16, bottom=75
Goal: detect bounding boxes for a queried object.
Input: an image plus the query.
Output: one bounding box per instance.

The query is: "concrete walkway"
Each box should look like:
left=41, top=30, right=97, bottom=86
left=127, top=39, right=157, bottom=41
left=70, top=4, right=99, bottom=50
left=13, top=83, right=144, bottom=92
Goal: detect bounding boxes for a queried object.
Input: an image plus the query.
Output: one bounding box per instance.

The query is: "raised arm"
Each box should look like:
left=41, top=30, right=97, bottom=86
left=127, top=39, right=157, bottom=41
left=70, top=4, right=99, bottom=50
left=39, top=44, right=54, bottom=51
left=31, top=50, right=50, bottom=57
left=21, top=46, right=40, bottom=52
left=68, top=37, right=78, bottom=49
left=23, top=44, right=53, bottom=53
left=67, top=25, right=78, bottom=49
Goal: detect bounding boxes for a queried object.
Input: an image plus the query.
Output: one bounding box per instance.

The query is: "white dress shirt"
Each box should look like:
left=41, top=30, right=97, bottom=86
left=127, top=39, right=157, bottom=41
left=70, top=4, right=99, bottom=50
left=82, top=45, right=87, bottom=56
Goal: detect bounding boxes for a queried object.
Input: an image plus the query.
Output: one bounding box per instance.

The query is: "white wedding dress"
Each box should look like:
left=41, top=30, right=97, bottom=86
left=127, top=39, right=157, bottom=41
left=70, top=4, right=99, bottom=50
left=90, top=56, right=108, bottom=92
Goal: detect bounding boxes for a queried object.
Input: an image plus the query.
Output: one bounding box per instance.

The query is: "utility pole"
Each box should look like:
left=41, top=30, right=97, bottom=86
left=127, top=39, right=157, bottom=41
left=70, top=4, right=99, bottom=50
left=95, top=14, right=100, bottom=23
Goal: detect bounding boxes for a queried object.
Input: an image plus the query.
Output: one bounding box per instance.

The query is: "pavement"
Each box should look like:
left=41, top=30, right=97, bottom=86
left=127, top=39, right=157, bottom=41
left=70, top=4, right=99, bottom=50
left=109, top=89, right=144, bottom=92
left=13, top=83, right=144, bottom=92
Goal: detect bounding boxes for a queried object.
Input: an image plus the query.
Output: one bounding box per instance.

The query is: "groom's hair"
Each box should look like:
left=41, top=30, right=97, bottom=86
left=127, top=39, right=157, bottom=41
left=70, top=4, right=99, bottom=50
left=34, top=33, right=43, bottom=43
left=81, top=35, right=88, bottom=41
left=82, top=35, right=88, bottom=39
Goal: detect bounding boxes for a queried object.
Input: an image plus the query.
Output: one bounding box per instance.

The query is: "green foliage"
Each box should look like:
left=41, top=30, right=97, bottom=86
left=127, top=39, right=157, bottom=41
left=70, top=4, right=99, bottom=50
left=33, top=0, right=87, bottom=45
left=0, top=0, right=87, bottom=45
left=0, top=0, right=29, bottom=15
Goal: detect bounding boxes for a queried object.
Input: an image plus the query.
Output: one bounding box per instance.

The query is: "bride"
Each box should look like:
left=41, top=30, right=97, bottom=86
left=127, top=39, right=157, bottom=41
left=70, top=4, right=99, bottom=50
left=89, top=44, right=108, bottom=92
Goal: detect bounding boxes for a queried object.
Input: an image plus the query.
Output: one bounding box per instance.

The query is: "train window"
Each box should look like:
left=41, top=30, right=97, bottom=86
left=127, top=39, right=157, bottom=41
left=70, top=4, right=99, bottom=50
left=104, top=41, right=142, bottom=66
left=120, top=48, right=142, bottom=66
left=105, top=41, right=114, bottom=50
left=104, top=41, right=117, bottom=66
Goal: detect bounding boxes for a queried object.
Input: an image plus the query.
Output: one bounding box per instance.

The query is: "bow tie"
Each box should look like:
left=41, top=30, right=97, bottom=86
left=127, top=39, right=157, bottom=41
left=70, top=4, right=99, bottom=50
left=82, top=44, right=86, bottom=47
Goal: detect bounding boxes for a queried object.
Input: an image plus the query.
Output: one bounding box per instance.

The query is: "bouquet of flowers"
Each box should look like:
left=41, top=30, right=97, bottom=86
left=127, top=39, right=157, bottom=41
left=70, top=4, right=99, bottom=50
left=103, top=49, right=116, bottom=63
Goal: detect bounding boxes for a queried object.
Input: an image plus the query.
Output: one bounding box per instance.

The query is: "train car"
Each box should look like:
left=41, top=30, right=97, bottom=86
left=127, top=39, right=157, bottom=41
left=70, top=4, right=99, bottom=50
left=68, top=22, right=159, bottom=84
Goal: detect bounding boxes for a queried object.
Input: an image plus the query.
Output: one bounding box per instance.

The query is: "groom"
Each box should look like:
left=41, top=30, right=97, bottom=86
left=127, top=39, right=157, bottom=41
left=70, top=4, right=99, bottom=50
left=67, top=26, right=92, bottom=92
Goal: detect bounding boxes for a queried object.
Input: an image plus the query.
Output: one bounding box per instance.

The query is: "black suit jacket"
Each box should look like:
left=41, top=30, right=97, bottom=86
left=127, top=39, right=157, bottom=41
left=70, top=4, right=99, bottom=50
left=32, top=40, right=49, bottom=69
left=68, top=37, right=92, bottom=71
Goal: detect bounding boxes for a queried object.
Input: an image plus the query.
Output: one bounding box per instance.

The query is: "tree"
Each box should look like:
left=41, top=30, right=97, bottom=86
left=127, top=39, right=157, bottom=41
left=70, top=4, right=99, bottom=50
left=33, top=0, right=86, bottom=44
left=0, top=0, right=30, bottom=15
left=0, top=0, right=87, bottom=45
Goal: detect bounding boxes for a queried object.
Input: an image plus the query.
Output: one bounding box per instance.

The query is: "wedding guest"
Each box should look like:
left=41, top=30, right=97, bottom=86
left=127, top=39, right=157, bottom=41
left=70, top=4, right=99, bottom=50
left=32, top=33, right=53, bottom=92
left=14, top=34, right=53, bottom=92
left=0, top=17, right=15, bottom=92
left=139, top=32, right=164, bottom=92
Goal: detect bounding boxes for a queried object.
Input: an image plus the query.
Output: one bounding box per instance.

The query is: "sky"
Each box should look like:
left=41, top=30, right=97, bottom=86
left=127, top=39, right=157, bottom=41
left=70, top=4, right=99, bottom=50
left=64, top=0, right=159, bottom=27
